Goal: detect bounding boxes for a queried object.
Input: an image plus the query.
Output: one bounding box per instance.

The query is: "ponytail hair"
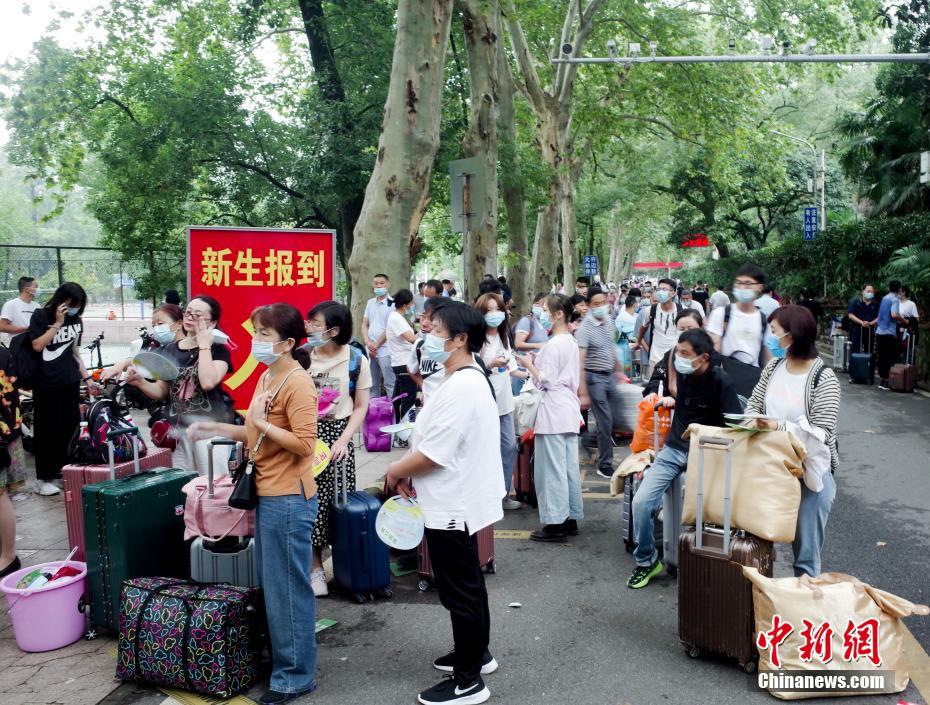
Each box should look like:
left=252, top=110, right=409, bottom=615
left=250, top=303, right=309, bottom=369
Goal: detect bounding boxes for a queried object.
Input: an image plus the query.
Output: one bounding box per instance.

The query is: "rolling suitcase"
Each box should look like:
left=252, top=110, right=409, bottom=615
left=84, top=431, right=197, bottom=635
left=417, top=524, right=495, bottom=592
left=188, top=439, right=258, bottom=586
left=831, top=335, right=850, bottom=372
left=513, top=432, right=536, bottom=507
left=849, top=328, right=874, bottom=385
left=621, top=408, right=664, bottom=555
left=889, top=334, right=917, bottom=393
left=660, top=471, right=685, bottom=575
left=678, top=435, right=775, bottom=673
left=330, top=459, right=393, bottom=603
left=64, top=441, right=172, bottom=562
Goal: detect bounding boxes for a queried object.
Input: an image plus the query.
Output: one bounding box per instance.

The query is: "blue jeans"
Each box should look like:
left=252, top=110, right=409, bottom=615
left=255, top=493, right=320, bottom=694
left=792, top=472, right=836, bottom=577
left=499, top=413, right=518, bottom=494
left=632, top=444, right=688, bottom=567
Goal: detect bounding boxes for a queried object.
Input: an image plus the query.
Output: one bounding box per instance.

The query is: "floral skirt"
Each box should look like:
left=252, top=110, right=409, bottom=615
left=311, top=417, right=355, bottom=549
left=0, top=439, right=27, bottom=492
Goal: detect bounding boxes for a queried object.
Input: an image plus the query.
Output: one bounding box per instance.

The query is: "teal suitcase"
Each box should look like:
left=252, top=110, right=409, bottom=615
left=83, top=467, right=197, bottom=634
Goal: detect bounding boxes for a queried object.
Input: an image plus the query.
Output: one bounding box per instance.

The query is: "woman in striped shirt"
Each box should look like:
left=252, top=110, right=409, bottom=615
left=745, top=305, right=841, bottom=578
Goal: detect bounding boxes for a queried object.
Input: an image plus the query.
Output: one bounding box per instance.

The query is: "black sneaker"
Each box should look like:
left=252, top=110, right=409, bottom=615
left=418, top=675, right=490, bottom=705
left=626, top=560, right=665, bottom=589
left=433, top=649, right=498, bottom=675
left=563, top=519, right=579, bottom=536
left=530, top=524, right=568, bottom=542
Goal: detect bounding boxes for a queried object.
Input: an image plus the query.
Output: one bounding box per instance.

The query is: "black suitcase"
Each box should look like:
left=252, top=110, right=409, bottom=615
left=678, top=435, right=775, bottom=673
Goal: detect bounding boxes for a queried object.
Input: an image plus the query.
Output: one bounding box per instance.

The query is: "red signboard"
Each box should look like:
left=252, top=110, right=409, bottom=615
left=187, top=226, right=336, bottom=409
left=682, top=234, right=710, bottom=248
left=632, top=261, right=684, bottom=270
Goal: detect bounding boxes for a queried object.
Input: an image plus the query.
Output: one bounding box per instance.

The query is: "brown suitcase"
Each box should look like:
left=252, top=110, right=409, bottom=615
left=678, top=435, right=776, bottom=673
left=417, top=524, right=495, bottom=592
left=889, top=334, right=917, bottom=393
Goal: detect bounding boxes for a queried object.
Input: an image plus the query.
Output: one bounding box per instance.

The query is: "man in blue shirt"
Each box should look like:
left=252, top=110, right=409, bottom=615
left=875, top=280, right=906, bottom=390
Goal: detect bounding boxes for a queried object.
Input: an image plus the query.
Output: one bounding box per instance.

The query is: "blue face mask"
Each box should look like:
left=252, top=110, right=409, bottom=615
left=674, top=354, right=696, bottom=375
left=374, top=287, right=388, bottom=298
left=733, top=288, right=757, bottom=304
left=532, top=306, right=544, bottom=319
left=424, top=333, right=451, bottom=364
left=766, top=332, right=788, bottom=358
left=539, top=311, right=552, bottom=331
left=656, top=291, right=672, bottom=304
left=66, top=307, right=80, bottom=317
left=863, top=291, right=874, bottom=301
left=152, top=324, right=176, bottom=346
left=484, top=312, right=506, bottom=328
left=592, top=305, right=610, bottom=320
left=252, top=339, right=284, bottom=366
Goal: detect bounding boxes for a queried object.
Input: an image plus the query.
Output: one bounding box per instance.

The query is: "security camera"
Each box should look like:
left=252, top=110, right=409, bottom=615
left=607, top=39, right=618, bottom=58
left=728, top=38, right=736, bottom=50
left=562, top=42, right=573, bottom=56
left=802, top=38, right=817, bottom=54
left=628, top=42, right=641, bottom=57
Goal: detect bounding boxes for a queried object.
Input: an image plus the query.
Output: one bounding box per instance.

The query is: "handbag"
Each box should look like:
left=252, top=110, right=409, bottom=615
left=228, top=367, right=302, bottom=510
left=513, top=377, right=541, bottom=435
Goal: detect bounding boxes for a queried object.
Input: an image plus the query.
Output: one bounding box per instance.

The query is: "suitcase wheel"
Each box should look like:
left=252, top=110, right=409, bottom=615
left=624, top=540, right=634, bottom=554
left=485, top=561, right=496, bottom=575
left=351, top=593, right=368, bottom=604
left=666, top=564, right=677, bottom=578
left=740, top=660, right=758, bottom=674
left=85, top=629, right=98, bottom=641
left=684, top=645, right=701, bottom=659
left=417, top=579, right=430, bottom=592
left=376, top=587, right=393, bottom=600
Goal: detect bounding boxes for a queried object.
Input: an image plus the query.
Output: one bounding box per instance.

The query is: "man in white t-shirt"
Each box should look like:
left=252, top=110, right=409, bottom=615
left=706, top=264, right=772, bottom=367
left=0, top=276, right=40, bottom=346
left=361, top=273, right=395, bottom=397
left=386, top=300, right=504, bottom=705
left=755, top=284, right=780, bottom=318
left=636, top=278, right=682, bottom=378
left=679, top=289, right=705, bottom=320
left=709, top=284, right=730, bottom=312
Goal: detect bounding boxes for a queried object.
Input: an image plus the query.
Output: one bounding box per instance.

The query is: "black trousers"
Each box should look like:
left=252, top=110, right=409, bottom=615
left=391, top=365, right=417, bottom=422
left=876, top=334, right=897, bottom=381
left=33, top=381, right=81, bottom=481
left=424, top=527, right=491, bottom=684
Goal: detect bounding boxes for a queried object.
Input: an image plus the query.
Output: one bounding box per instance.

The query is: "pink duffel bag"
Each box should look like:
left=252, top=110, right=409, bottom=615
left=181, top=439, right=254, bottom=541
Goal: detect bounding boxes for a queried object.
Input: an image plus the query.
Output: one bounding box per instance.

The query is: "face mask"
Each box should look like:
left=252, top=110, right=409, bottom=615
left=484, top=311, right=506, bottom=328
left=302, top=333, right=327, bottom=349
left=153, top=324, right=176, bottom=346
left=374, top=287, right=388, bottom=297
left=424, top=333, right=451, bottom=364
left=66, top=307, right=80, bottom=317
left=733, top=288, right=758, bottom=304
left=656, top=291, right=672, bottom=304
left=252, top=340, right=283, bottom=366
left=765, top=332, right=788, bottom=358
left=405, top=309, right=416, bottom=322
left=539, top=311, right=552, bottom=331
left=591, top=305, right=610, bottom=320
left=674, top=354, right=696, bottom=375
left=620, top=323, right=635, bottom=335
left=863, top=291, right=874, bottom=301
left=532, top=306, right=544, bottom=319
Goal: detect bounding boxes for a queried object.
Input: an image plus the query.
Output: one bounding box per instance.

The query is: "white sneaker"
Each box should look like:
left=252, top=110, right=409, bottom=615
left=311, top=568, right=329, bottom=597
left=502, top=498, right=522, bottom=510
left=38, top=482, right=61, bottom=496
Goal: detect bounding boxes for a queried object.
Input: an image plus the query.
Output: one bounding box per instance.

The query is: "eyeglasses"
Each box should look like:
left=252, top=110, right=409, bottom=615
left=734, top=279, right=759, bottom=288
left=183, top=309, right=211, bottom=321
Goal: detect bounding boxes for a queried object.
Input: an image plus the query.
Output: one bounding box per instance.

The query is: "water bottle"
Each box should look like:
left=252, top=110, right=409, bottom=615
left=78, top=421, right=90, bottom=442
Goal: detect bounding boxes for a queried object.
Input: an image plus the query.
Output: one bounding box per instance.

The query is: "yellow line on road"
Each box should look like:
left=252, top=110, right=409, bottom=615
left=159, top=687, right=256, bottom=705
left=494, top=529, right=532, bottom=539
left=580, top=492, right=617, bottom=500
left=902, top=625, right=930, bottom=702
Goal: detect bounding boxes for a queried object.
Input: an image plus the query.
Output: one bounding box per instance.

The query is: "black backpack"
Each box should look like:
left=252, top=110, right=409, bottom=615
left=8, top=332, right=39, bottom=390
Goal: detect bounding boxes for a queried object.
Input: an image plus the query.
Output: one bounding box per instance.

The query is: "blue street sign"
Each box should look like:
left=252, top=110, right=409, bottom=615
left=582, top=255, right=599, bottom=276
left=803, top=207, right=818, bottom=241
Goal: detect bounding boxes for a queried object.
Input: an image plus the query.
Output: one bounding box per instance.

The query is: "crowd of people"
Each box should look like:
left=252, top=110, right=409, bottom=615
left=0, top=264, right=922, bottom=705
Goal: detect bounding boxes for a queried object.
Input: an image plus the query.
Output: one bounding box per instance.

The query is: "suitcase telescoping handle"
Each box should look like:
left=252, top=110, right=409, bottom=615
left=107, top=426, right=141, bottom=480
left=208, top=438, right=240, bottom=499
left=333, top=457, right=348, bottom=509
left=696, top=435, right=734, bottom=556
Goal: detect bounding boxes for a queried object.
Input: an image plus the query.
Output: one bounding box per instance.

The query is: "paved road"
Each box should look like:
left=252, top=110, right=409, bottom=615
left=106, top=371, right=930, bottom=705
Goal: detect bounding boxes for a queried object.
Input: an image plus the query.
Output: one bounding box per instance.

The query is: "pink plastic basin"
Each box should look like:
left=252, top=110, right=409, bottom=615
left=1, top=561, right=87, bottom=652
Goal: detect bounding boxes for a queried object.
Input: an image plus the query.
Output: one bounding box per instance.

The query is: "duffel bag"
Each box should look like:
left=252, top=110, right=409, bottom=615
left=682, top=424, right=805, bottom=542
left=117, top=577, right=262, bottom=698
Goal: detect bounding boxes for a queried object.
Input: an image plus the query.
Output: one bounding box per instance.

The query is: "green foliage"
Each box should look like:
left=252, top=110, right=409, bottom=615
left=885, top=245, right=930, bottom=294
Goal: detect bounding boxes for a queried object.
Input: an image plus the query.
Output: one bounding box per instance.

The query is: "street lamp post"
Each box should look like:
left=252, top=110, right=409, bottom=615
left=769, top=129, right=826, bottom=231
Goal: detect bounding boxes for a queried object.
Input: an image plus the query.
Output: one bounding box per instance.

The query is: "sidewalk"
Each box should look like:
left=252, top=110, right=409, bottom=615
left=0, top=415, right=400, bottom=705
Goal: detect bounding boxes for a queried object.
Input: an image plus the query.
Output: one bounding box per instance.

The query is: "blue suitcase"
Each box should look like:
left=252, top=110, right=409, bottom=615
left=849, top=328, right=874, bottom=384
left=330, top=460, right=393, bottom=603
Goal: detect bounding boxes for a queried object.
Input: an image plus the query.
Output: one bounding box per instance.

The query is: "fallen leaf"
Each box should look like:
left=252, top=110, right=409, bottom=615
left=876, top=541, right=887, bottom=547
left=508, top=602, right=522, bottom=609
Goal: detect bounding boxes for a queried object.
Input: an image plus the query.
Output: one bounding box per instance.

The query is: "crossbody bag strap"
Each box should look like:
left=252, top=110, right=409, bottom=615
left=250, top=367, right=303, bottom=458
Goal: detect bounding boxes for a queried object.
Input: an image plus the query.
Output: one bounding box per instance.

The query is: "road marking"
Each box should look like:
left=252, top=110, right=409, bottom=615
left=902, top=625, right=930, bottom=702
left=159, top=687, right=256, bottom=705
left=494, top=529, right=532, bottom=539
left=580, top=492, right=617, bottom=500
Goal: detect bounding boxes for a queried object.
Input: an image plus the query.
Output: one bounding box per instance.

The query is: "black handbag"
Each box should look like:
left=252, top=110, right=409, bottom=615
left=227, top=367, right=303, bottom=511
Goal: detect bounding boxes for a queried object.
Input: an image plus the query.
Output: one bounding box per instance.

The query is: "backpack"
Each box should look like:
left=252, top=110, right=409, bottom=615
left=68, top=398, right=147, bottom=464
left=642, top=302, right=683, bottom=341
left=9, top=332, right=39, bottom=390
left=347, top=343, right=364, bottom=401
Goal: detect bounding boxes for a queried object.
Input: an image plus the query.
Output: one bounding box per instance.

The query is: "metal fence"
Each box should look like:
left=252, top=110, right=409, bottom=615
left=0, top=244, right=179, bottom=319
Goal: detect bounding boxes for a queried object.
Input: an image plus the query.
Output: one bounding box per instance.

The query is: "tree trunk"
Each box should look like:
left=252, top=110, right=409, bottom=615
left=457, top=0, right=500, bottom=303
left=348, top=0, right=454, bottom=334
left=496, top=39, right=529, bottom=313
left=531, top=183, right=560, bottom=295
left=559, top=168, right=578, bottom=283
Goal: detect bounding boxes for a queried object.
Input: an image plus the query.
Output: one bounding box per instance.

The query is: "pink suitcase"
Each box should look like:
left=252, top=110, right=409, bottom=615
left=416, top=524, right=496, bottom=592
left=64, top=438, right=172, bottom=562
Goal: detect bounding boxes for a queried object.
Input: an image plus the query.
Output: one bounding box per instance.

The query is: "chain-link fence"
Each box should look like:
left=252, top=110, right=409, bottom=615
left=0, top=245, right=182, bottom=319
